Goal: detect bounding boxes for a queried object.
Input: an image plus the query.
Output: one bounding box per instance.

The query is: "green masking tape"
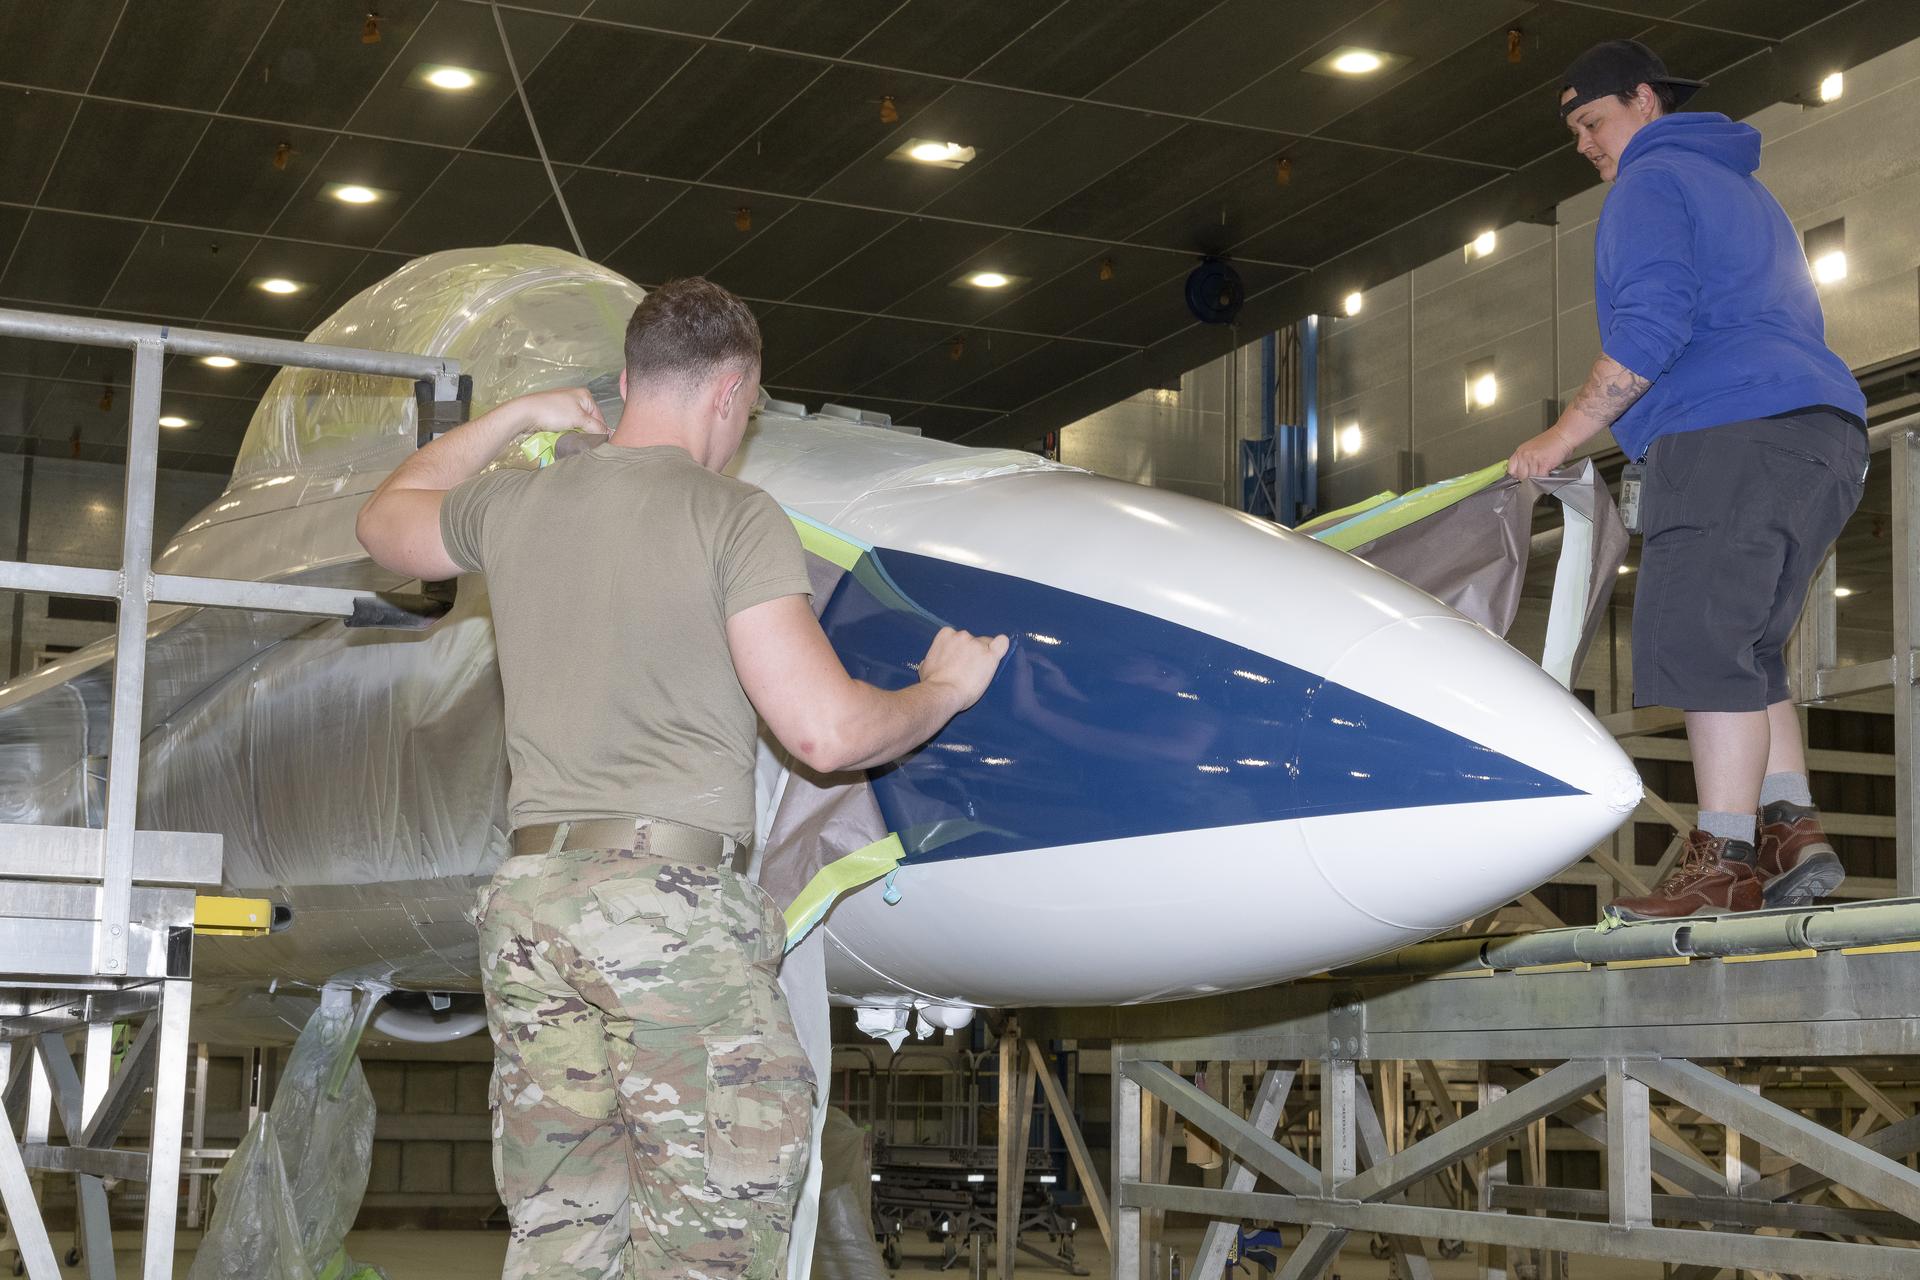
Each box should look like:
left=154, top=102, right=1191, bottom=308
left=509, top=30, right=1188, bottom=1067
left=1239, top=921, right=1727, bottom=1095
left=783, top=833, right=905, bottom=951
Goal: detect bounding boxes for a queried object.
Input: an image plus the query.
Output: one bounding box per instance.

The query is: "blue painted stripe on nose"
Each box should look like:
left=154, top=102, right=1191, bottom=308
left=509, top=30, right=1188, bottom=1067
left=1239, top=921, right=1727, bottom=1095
left=815, top=546, right=1582, bottom=865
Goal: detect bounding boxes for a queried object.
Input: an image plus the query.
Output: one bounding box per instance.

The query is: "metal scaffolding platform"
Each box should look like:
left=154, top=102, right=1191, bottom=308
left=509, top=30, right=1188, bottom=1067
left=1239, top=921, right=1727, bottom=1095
left=1023, top=916, right=1920, bottom=1280
left=0, top=306, right=463, bottom=1280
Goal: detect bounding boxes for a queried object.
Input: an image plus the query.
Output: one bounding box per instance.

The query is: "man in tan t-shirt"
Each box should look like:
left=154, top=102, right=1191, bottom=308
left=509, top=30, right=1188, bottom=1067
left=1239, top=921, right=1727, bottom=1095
left=357, top=277, right=1005, bottom=1280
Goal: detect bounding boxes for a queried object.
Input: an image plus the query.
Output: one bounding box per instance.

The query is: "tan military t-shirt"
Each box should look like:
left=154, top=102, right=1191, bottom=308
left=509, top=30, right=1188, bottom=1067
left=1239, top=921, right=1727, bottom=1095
left=440, top=443, right=810, bottom=841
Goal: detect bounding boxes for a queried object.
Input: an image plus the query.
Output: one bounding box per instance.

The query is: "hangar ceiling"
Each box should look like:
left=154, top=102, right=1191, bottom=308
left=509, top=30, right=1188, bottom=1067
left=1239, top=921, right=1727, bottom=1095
left=1, top=0, right=1917, bottom=473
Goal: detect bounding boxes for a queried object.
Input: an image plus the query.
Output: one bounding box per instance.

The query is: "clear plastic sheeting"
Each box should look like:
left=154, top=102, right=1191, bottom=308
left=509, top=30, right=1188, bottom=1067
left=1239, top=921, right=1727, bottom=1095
left=810, top=1108, right=890, bottom=1280
left=137, top=580, right=510, bottom=898
left=189, top=988, right=387, bottom=1280
left=231, top=245, right=642, bottom=484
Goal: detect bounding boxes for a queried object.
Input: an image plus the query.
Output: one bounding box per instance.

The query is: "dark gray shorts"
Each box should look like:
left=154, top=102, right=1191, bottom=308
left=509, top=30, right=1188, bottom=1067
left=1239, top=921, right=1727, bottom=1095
left=1632, top=410, right=1867, bottom=712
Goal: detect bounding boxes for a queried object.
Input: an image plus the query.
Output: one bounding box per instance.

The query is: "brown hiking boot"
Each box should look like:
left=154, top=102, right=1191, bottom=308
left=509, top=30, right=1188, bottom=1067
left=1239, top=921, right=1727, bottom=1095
left=1603, top=830, right=1764, bottom=923
left=1757, top=800, right=1846, bottom=907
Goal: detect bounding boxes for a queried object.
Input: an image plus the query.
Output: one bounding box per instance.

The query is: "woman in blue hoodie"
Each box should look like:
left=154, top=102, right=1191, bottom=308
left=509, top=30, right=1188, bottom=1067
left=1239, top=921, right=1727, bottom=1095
left=1507, top=40, right=1868, bottom=923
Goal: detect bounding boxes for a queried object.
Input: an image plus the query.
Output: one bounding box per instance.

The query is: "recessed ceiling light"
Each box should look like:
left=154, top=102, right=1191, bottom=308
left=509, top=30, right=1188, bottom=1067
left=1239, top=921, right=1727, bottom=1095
left=966, top=271, right=1011, bottom=289
left=420, top=65, right=479, bottom=91
left=1306, top=46, right=1407, bottom=79
left=1469, top=230, right=1498, bottom=259
left=201, top=355, right=238, bottom=369
left=1343, top=291, right=1363, bottom=316
left=894, top=138, right=977, bottom=169
left=255, top=277, right=302, bottom=295
left=1818, top=71, right=1844, bottom=103
left=158, top=415, right=190, bottom=429
left=1811, top=249, right=1848, bottom=285
left=327, top=183, right=384, bottom=205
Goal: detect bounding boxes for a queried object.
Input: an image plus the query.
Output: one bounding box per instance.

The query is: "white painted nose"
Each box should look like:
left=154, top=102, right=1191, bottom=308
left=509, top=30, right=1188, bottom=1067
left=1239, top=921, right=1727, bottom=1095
left=1303, top=615, right=1641, bottom=931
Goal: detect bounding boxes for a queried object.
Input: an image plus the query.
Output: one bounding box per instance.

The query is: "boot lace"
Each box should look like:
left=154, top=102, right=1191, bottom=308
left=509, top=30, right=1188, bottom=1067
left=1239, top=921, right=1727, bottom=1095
left=1655, top=842, right=1722, bottom=895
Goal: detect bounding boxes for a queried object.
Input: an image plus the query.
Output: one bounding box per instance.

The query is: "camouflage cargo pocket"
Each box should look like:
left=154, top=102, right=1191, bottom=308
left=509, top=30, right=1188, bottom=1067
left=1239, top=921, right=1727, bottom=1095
left=702, top=1031, right=816, bottom=1202
left=589, top=877, right=699, bottom=934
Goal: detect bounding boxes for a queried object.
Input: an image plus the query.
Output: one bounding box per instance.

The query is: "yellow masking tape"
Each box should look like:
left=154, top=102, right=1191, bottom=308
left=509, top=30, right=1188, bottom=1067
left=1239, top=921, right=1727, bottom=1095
left=519, top=430, right=561, bottom=467
left=788, top=515, right=865, bottom=572
left=1296, top=489, right=1396, bottom=535
left=1315, top=461, right=1510, bottom=552
left=784, top=833, right=905, bottom=950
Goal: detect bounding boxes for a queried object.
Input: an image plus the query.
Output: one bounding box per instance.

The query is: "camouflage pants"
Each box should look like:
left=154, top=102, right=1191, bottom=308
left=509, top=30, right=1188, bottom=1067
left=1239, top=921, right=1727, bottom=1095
left=477, top=843, right=814, bottom=1280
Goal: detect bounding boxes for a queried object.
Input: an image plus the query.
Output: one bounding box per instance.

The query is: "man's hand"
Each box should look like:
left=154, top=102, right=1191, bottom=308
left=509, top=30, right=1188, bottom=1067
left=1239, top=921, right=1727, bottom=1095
left=515, top=387, right=607, bottom=437
left=1507, top=426, right=1575, bottom=479
left=917, top=626, right=1010, bottom=714
left=729, top=601, right=1009, bottom=774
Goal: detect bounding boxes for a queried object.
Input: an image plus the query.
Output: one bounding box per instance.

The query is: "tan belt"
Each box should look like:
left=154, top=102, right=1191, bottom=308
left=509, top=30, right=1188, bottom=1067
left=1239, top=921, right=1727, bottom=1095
left=510, top=816, right=732, bottom=866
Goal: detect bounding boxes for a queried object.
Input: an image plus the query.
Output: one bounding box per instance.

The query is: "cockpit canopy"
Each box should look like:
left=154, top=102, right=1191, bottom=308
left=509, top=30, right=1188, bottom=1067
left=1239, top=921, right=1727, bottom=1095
left=232, top=245, right=643, bottom=482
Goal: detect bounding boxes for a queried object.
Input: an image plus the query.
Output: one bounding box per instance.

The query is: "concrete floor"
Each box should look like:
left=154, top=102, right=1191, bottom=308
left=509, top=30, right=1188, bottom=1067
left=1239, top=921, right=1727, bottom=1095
left=89, top=1225, right=1674, bottom=1278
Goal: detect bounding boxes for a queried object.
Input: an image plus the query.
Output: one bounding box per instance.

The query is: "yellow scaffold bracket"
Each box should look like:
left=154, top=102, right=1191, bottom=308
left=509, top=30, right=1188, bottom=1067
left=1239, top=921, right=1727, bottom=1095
left=193, top=895, right=275, bottom=938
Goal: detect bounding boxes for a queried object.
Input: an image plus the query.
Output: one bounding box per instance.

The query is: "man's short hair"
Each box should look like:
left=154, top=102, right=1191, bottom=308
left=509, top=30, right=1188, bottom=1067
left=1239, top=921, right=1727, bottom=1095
left=1617, top=81, right=1679, bottom=114
left=624, top=277, right=761, bottom=390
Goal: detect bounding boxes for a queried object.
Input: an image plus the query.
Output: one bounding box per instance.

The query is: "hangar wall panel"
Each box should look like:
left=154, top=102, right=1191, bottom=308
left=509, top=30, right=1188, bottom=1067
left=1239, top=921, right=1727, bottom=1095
left=0, top=454, right=224, bottom=678
left=1058, top=338, right=1266, bottom=504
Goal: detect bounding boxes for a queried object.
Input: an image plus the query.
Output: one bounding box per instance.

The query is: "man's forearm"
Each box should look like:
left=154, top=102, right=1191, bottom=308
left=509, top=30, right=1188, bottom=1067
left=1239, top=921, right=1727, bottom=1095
left=374, top=399, right=534, bottom=499
left=824, top=681, right=970, bottom=773
left=1553, top=354, right=1653, bottom=449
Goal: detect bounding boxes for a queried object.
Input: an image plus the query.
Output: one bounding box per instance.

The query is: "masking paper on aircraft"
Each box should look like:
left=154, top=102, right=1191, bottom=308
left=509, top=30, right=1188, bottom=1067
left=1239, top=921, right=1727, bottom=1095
left=1320, top=460, right=1628, bottom=673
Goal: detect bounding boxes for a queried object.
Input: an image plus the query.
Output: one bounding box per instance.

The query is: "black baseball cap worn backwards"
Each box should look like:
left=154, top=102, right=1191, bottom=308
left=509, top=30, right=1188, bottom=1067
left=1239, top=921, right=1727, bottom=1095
left=1558, top=38, right=1705, bottom=118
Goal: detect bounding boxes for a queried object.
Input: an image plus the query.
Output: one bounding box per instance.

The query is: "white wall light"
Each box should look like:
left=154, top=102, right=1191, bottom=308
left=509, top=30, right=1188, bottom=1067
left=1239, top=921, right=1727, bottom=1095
left=1343, top=291, right=1363, bottom=317
left=1465, top=230, right=1497, bottom=261
left=1335, top=423, right=1362, bottom=458
left=1818, top=71, right=1844, bottom=103
left=1804, top=218, right=1847, bottom=287
left=1464, top=357, right=1498, bottom=410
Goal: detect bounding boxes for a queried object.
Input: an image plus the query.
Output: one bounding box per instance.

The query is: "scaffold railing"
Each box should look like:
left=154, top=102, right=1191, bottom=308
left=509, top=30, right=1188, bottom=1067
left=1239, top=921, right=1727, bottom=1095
left=0, top=304, right=463, bottom=1280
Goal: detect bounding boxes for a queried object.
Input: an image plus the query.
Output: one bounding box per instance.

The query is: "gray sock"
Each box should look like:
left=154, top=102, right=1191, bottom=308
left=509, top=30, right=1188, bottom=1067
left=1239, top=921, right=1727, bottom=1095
left=1699, top=809, right=1757, bottom=851
left=1760, top=771, right=1814, bottom=808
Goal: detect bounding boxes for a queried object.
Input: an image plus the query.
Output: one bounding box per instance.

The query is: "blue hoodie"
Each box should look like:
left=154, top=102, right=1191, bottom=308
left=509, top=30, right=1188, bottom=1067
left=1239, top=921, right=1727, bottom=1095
left=1596, top=112, right=1864, bottom=461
